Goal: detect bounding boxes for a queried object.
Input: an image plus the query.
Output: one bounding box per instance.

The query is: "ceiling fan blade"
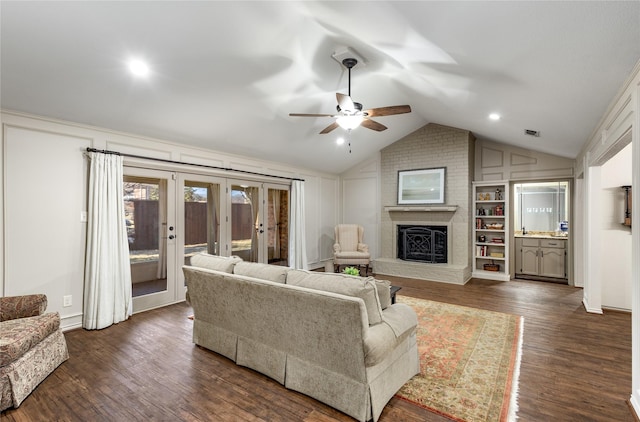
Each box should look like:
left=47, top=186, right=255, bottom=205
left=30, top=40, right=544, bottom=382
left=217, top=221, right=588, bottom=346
left=319, top=122, right=339, bottom=134
left=336, top=93, right=355, bottom=112
left=364, top=105, right=412, bottom=117
left=289, top=113, right=336, bottom=117
left=361, top=118, right=387, bottom=132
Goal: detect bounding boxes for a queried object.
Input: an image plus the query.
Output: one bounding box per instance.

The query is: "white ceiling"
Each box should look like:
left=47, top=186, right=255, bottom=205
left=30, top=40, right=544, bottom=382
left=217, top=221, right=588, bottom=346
left=2, top=1, right=639, bottom=174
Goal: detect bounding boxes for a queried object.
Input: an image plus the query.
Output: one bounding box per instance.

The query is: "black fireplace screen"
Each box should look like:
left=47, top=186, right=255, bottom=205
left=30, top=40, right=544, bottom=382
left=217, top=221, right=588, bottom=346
left=397, top=225, right=447, bottom=264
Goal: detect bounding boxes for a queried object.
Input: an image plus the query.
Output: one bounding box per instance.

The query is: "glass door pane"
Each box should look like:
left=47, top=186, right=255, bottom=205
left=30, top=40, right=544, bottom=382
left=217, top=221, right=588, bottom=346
left=230, top=182, right=261, bottom=262
left=266, top=185, right=289, bottom=266
left=184, top=180, right=221, bottom=260
left=123, top=168, right=176, bottom=312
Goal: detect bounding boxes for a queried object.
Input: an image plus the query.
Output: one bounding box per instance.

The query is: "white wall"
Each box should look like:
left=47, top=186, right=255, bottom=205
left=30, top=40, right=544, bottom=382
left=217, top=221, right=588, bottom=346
left=574, top=57, right=639, bottom=414
left=1, top=111, right=340, bottom=329
left=340, top=155, right=380, bottom=259
left=600, top=143, right=632, bottom=310
left=4, top=126, right=89, bottom=329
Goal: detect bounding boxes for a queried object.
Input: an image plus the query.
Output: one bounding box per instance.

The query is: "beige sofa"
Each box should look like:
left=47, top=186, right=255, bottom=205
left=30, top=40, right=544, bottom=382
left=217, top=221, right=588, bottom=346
left=184, top=253, right=419, bottom=422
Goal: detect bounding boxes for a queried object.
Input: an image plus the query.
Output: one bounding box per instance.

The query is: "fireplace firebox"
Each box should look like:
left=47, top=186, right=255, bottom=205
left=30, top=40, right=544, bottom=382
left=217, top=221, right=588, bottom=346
left=397, top=225, right=447, bottom=264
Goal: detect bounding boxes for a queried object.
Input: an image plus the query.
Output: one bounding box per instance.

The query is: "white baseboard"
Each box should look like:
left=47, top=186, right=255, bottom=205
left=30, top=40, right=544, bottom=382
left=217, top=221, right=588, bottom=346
left=582, top=298, right=603, bottom=314
left=61, top=312, right=83, bottom=332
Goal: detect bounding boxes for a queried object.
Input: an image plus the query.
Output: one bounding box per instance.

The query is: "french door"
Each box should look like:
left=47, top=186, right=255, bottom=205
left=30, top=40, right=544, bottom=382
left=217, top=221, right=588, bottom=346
left=123, top=167, right=177, bottom=312
left=264, top=184, right=290, bottom=266
left=229, top=180, right=263, bottom=262
left=124, top=170, right=291, bottom=313
left=177, top=173, right=227, bottom=294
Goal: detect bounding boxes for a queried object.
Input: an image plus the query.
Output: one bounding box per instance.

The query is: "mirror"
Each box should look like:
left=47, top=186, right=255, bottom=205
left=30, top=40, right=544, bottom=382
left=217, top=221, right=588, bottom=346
left=514, top=181, right=570, bottom=235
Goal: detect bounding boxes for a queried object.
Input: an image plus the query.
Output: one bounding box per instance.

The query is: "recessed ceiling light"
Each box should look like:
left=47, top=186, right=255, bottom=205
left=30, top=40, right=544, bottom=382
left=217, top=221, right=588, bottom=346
left=128, top=59, right=149, bottom=77
left=489, top=113, right=501, bottom=121
left=336, top=137, right=345, bottom=145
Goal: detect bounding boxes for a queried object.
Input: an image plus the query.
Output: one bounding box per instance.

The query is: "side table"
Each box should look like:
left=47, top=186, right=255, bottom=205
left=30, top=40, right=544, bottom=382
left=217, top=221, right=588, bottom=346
left=390, top=285, right=401, bottom=304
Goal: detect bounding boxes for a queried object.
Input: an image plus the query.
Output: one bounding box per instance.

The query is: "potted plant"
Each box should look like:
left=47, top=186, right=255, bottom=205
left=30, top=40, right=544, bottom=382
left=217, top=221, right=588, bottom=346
left=342, top=266, right=360, bottom=276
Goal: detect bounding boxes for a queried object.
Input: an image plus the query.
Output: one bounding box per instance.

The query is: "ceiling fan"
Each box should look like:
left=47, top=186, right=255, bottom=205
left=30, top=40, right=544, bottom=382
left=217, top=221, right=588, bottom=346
left=289, top=58, right=412, bottom=134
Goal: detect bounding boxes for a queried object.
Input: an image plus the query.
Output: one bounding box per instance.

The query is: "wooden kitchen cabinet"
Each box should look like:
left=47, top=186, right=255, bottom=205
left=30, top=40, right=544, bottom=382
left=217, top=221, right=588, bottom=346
left=515, top=237, right=567, bottom=280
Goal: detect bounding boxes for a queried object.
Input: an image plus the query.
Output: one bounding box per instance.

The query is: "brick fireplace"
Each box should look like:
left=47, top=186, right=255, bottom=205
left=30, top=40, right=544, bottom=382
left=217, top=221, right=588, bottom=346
left=373, top=123, right=475, bottom=284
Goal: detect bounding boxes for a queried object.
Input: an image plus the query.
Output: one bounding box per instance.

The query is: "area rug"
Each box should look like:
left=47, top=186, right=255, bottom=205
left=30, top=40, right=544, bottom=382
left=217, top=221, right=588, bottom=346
left=395, top=295, right=523, bottom=422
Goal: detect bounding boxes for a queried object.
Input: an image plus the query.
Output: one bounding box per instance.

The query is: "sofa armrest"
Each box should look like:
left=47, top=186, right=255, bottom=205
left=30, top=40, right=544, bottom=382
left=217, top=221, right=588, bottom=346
left=333, top=243, right=341, bottom=253
left=0, top=294, right=48, bottom=321
left=381, top=303, right=417, bottom=339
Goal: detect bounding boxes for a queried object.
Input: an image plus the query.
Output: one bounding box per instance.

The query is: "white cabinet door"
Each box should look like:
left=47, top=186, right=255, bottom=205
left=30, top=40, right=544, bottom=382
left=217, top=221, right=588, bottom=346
left=540, top=247, right=565, bottom=278
left=520, top=247, right=539, bottom=275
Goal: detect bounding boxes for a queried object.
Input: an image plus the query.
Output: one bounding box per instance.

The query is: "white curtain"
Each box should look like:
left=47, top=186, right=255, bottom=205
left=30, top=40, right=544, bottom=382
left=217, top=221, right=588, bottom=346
left=207, top=184, right=220, bottom=255
left=289, top=180, right=308, bottom=269
left=247, top=187, right=260, bottom=262
left=271, top=189, right=280, bottom=259
left=156, top=179, right=167, bottom=279
left=83, top=152, right=133, bottom=330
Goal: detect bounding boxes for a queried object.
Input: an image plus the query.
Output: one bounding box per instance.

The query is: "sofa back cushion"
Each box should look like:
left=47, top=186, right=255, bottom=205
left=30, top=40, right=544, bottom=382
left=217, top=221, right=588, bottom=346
left=233, top=261, right=290, bottom=284
left=189, top=253, right=241, bottom=273
left=286, top=270, right=383, bottom=325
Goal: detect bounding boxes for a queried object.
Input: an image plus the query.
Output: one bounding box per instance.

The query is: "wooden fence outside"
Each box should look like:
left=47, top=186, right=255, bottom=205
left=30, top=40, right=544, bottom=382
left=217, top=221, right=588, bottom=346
left=129, top=200, right=253, bottom=251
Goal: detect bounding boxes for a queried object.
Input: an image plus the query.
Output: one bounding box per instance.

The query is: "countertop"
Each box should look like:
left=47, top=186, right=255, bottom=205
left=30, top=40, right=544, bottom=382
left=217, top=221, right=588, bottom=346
left=514, top=233, right=568, bottom=239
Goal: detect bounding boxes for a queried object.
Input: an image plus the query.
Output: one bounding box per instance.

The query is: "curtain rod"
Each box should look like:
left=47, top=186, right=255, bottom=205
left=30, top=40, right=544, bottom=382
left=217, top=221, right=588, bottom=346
left=86, top=147, right=304, bottom=182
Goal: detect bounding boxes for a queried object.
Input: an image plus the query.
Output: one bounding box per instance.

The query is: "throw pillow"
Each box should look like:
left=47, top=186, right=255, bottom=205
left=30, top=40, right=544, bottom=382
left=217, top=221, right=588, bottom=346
left=374, top=279, right=392, bottom=310
left=233, top=261, right=290, bottom=284
left=189, top=253, right=241, bottom=273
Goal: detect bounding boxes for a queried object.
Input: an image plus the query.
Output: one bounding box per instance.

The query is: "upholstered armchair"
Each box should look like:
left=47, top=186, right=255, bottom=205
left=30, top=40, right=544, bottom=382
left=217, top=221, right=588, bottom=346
left=333, top=224, right=371, bottom=275
left=0, top=294, right=69, bottom=411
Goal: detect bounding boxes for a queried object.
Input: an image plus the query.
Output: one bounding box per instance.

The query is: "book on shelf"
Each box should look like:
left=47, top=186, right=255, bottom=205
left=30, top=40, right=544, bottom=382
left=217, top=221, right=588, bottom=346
left=476, top=245, right=488, bottom=257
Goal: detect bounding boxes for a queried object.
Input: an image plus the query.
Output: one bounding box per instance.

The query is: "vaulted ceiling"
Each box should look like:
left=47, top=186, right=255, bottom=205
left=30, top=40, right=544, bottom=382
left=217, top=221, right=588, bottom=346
left=2, top=1, right=639, bottom=174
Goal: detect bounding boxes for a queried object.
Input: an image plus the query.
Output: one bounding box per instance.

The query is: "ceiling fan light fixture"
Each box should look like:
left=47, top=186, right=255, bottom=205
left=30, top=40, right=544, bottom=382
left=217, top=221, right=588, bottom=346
left=128, top=58, right=149, bottom=77
left=336, top=115, right=363, bottom=130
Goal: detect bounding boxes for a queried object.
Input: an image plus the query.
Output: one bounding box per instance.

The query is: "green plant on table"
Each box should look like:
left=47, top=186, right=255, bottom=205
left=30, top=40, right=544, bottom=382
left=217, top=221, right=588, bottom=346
left=343, top=266, right=360, bottom=276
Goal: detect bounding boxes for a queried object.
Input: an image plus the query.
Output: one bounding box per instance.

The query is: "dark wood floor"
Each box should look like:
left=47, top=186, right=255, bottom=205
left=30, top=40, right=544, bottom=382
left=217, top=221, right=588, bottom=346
left=2, top=276, right=634, bottom=421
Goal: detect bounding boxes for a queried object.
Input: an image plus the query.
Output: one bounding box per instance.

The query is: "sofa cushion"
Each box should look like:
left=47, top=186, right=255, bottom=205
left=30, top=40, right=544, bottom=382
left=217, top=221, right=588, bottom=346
left=233, top=261, right=290, bottom=284
left=374, top=279, right=391, bottom=310
left=286, top=270, right=384, bottom=325
left=189, top=253, right=241, bottom=273
left=0, top=312, right=60, bottom=367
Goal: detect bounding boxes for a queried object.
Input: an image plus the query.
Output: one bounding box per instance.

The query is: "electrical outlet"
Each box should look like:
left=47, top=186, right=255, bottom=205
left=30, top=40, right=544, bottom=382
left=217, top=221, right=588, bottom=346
left=80, top=211, right=88, bottom=222
left=63, top=295, right=72, bottom=307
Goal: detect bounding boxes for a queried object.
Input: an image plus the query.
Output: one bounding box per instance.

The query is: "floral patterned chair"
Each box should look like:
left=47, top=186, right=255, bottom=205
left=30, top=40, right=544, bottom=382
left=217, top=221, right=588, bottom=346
left=0, top=294, right=69, bottom=411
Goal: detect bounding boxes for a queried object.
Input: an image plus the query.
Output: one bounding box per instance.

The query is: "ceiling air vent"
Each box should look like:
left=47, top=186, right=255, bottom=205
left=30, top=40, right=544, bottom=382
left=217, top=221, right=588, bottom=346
left=524, top=129, right=540, bottom=137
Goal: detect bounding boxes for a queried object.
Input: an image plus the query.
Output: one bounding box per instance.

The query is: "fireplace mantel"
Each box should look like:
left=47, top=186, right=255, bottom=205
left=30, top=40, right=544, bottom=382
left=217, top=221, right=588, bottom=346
left=384, top=205, right=458, bottom=212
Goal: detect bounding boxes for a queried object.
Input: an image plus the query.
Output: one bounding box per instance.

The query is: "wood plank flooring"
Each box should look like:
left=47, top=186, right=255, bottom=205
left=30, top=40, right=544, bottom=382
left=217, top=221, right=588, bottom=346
left=2, top=277, right=633, bottom=421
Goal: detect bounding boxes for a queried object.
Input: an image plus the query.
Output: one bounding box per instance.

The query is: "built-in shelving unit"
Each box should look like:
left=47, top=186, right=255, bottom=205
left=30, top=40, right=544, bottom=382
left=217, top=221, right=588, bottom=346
left=472, top=181, right=510, bottom=281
